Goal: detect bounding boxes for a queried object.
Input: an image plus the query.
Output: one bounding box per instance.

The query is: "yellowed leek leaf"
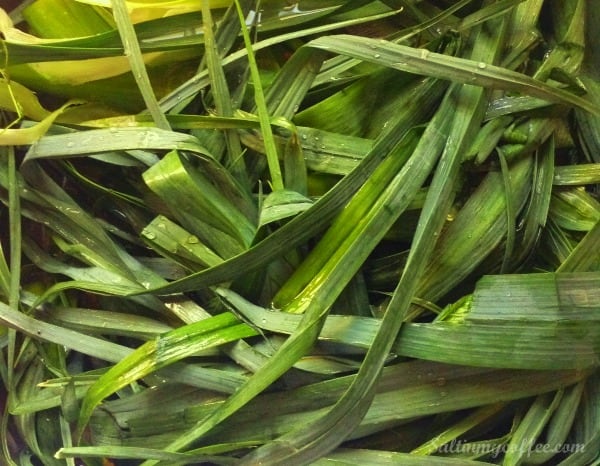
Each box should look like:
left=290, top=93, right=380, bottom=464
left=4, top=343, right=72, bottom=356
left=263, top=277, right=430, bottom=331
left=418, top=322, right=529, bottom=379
left=0, top=100, right=80, bottom=145
left=9, top=48, right=194, bottom=87
left=76, top=0, right=230, bottom=8
left=0, top=78, right=50, bottom=120
left=74, top=0, right=231, bottom=23
left=2, top=6, right=196, bottom=87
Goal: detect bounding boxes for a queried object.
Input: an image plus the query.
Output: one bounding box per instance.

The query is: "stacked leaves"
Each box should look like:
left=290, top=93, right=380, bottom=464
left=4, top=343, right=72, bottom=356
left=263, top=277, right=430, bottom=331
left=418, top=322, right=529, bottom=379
left=0, top=0, right=599, bottom=465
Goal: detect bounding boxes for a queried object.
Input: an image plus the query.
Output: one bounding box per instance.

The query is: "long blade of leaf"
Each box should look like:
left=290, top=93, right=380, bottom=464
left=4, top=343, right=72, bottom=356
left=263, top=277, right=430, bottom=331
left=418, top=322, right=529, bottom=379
left=306, top=34, right=599, bottom=115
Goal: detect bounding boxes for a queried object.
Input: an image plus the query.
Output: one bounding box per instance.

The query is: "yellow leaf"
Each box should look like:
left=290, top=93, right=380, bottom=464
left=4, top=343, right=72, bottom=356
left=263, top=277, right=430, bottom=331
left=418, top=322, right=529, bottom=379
left=0, top=77, right=50, bottom=120
left=74, top=0, right=232, bottom=23
left=0, top=101, right=81, bottom=146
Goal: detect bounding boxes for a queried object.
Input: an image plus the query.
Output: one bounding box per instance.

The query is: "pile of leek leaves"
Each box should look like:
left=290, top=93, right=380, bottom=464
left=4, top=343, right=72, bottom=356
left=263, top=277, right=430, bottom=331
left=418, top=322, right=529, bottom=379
left=0, top=0, right=599, bottom=465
